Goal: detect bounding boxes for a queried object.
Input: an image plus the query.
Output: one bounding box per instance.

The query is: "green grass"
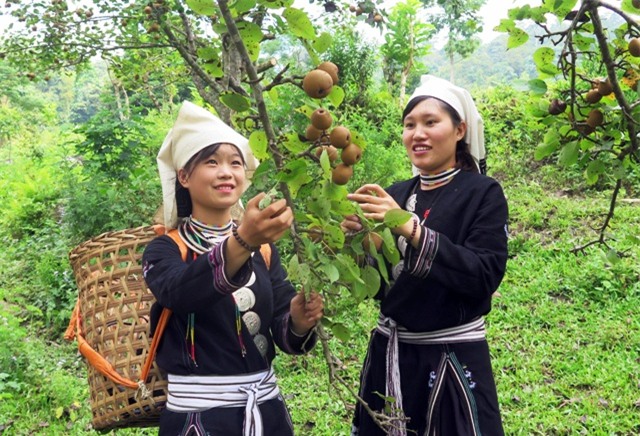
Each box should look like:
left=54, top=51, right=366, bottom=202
left=1, top=182, right=639, bottom=435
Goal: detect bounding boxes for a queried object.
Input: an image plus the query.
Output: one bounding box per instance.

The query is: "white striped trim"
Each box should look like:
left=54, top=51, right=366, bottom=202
left=376, top=315, right=486, bottom=345
left=167, top=368, right=280, bottom=436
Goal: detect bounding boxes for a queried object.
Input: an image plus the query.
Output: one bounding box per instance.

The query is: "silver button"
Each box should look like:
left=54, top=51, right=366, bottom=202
left=233, top=287, right=255, bottom=312
left=242, top=311, right=261, bottom=336
left=253, top=334, right=268, bottom=357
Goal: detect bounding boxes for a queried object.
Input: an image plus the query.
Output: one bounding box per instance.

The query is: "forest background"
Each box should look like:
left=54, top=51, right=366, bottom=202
left=0, top=0, right=639, bottom=434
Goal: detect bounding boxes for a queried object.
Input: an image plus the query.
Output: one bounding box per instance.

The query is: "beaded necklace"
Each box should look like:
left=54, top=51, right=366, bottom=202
left=419, top=167, right=460, bottom=188
left=178, top=216, right=233, bottom=254
left=177, top=216, right=248, bottom=362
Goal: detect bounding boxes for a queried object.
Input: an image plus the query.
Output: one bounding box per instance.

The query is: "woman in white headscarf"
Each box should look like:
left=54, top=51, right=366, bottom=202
left=142, top=101, right=323, bottom=436
left=344, top=76, right=507, bottom=436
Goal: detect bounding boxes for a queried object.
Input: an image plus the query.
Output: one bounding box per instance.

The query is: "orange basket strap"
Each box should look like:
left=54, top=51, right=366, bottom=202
left=64, top=298, right=80, bottom=341
left=73, top=303, right=139, bottom=390
left=260, top=244, right=272, bottom=270
left=139, top=307, right=172, bottom=383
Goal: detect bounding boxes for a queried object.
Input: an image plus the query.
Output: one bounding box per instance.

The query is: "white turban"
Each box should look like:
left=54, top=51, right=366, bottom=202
left=407, top=75, right=486, bottom=174
left=157, top=101, right=259, bottom=230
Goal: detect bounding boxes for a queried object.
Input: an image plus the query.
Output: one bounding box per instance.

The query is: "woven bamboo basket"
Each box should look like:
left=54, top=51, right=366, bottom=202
left=68, top=225, right=167, bottom=430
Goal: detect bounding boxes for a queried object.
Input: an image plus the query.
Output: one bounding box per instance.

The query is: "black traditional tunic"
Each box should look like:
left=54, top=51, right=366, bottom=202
left=143, top=237, right=315, bottom=436
left=352, top=171, right=508, bottom=436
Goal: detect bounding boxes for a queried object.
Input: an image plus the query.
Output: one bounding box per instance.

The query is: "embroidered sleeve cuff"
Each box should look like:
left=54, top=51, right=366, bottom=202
left=404, top=225, right=439, bottom=278
left=207, top=238, right=253, bottom=294
left=281, top=313, right=317, bottom=355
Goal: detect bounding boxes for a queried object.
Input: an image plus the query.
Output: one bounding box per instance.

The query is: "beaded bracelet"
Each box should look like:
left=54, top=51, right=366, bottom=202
left=232, top=227, right=260, bottom=252
left=409, top=217, right=418, bottom=241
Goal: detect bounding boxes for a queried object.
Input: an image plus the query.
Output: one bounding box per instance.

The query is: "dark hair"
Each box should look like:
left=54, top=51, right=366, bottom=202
left=176, top=143, right=246, bottom=218
left=403, top=96, right=478, bottom=174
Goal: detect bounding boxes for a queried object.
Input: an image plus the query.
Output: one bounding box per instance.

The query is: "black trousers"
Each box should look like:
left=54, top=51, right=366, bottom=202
left=158, top=395, right=294, bottom=436
left=352, top=333, right=504, bottom=436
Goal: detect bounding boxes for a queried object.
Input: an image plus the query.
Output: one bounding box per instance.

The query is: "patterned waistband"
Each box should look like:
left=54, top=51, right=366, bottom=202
left=375, top=315, right=486, bottom=345
left=167, top=368, right=279, bottom=436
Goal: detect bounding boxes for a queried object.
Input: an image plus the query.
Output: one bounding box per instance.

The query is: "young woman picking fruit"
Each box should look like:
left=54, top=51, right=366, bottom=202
left=344, top=76, right=508, bottom=436
left=142, top=101, right=323, bottom=436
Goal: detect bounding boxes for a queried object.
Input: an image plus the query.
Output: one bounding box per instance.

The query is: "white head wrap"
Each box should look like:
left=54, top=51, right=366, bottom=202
left=157, top=101, right=259, bottom=230
left=407, top=75, right=485, bottom=174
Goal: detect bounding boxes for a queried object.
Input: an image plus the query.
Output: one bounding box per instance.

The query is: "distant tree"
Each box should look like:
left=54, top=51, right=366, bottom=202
left=499, top=0, right=640, bottom=255
left=380, top=0, right=435, bottom=104
left=420, top=0, right=486, bottom=83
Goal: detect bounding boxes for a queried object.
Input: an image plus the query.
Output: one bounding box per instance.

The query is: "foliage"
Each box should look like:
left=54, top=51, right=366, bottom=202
left=420, top=0, right=487, bottom=81
left=498, top=0, right=640, bottom=252
left=380, top=0, right=435, bottom=103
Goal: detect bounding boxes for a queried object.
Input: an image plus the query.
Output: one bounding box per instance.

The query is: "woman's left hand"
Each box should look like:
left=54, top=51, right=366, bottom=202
left=289, top=291, right=324, bottom=336
left=347, top=184, right=401, bottom=222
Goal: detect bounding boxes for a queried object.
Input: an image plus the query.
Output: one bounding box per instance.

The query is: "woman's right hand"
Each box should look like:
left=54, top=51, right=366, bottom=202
left=340, top=214, right=363, bottom=234
left=236, top=192, right=293, bottom=247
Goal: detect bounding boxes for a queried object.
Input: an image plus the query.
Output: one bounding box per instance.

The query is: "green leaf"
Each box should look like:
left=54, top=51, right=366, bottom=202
left=319, top=148, right=331, bottom=177
left=237, top=21, right=262, bottom=62
left=528, top=79, right=548, bottom=95
left=296, top=105, right=315, bottom=118
left=533, top=47, right=555, bottom=69
left=203, top=61, right=224, bottom=78
left=384, top=209, right=412, bottom=228
left=323, top=180, right=349, bottom=201
left=494, top=18, right=515, bottom=32
left=331, top=322, right=351, bottom=342
left=321, top=262, right=340, bottom=283
left=313, top=32, right=333, bottom=53
left=186, top=0, right=216, bottom=15
left=232, top=0, right=256, bottom=14
left=336, top=253, right=363, bottom=283
left=55, top=406, right=64, bottom=419
left=324, top=224, right=346, bottom=249
left=251, top=160, right=275, bottom=191
left=381, top=227, right=400, bottom=266
left=605, top=248, right=620, bottom=265
left=219, top=92, right=251, bottom=112
left=546, top=0, right=578, bottom=17
left=331, top=198, right=357, bottom=216
left=326, top=85, right=345, bottom=107
left=197, top=47, right=219, bottom=61
left=558, top=141, right=579, bottom=167
left=585, top=160, right=605, bottom=185
left=267, top=88, right=279, bottom=104
left=258, top=0, right=294, bottom=9
left=277, top=159, right=312, bottom=197
left=282, top=132, right=308, bottom=154
left=283, top=8, right=316, bottom=40
left=507, top=28, right=529, bottom=49
left=573, top=33, right=595, bottom=51
left=362, top=265, right=381, bottom=298
left=535, top=141, right=557, bottom=160
left=249, top=131, right=269, bottom=160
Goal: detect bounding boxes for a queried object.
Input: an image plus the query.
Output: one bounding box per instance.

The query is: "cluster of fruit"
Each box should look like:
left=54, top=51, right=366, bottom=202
left=548, top=77, right=609, bottom=135
left=302, top=62, right=363, bottom=185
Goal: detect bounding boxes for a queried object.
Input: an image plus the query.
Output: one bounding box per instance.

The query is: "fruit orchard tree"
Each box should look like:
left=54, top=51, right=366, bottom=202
left=380, top=0, right=435, bottom=104
left=499, top=0, right=640, bottom=258
left=420, top=0, right=487, bottom=83
left=2, top=0, right=412, bottom=431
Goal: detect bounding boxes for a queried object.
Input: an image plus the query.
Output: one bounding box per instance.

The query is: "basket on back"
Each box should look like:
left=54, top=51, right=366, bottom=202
left=66, top=225, right=167, bottom=430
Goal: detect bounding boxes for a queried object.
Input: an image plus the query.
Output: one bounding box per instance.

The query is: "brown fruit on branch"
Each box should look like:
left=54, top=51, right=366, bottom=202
left=305, top=124, right=323, bottom=141
left=586, top=109, right=604, bottom=128
left=315, top=145, right=338, bottom=162
left=373, top=14, right=382, bottom=23
left=362, top=232, right=383, bottom=252
left=148, top=22, right=160, bottom=32
left=144, top=5, right=152, bottom=14
left=308, top=226, right=323, bottom=243
left=629, top=38, right=640, bottom=57
left=634, top=0, right=640, bottom=9
left=317, top=61, right=339, bottom=85
left=597, top=79, right=613, bottom=96
left=584, top=89, right=602, bottom=104
left=329, top=126, right=351, bottom=149
left=548, top=99, right=567, bottom=115
left=331, top=163, right=353, bottom=185
left=311, top=108, right=333, bottom=131
left=302, top=69, right=333, bottom=99
left=341, top=143, right=362, bottom=165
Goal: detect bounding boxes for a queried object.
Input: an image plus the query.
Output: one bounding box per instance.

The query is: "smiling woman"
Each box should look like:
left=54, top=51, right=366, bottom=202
left=142, top=101, right=324, bottom=436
